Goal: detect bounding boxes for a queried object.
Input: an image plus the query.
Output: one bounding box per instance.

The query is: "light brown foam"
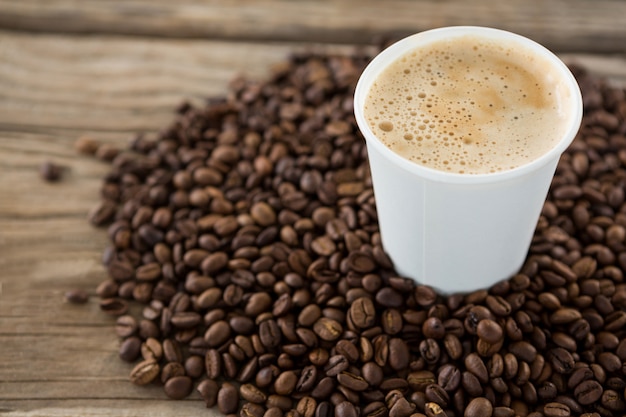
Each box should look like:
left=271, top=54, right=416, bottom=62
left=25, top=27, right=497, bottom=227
left=363, top=34, right=573, bottom=174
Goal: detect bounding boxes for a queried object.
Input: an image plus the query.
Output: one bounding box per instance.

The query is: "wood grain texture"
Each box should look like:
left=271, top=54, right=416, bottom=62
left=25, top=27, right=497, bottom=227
left=0, top=30, right=362, bottom=417
left=1, top=0, right=626, bottom=52
left=1, top=6, right=626, bottom=415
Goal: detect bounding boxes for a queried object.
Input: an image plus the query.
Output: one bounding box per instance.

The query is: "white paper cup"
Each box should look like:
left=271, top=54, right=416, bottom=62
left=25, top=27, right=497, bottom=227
left=354, top=26, right=583, bottom=294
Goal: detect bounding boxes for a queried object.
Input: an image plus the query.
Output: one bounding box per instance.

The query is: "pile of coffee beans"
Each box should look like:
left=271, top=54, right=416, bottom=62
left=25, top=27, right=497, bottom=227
left=85, top=48, right=626, bottom=417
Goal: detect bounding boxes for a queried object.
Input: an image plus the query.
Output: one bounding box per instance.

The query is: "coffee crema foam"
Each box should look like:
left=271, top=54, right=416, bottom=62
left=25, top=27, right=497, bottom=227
left=364, top=35, right=572, bottom=174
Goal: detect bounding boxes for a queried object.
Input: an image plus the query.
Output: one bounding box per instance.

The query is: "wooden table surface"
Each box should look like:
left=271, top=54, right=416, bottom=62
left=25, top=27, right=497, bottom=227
left=1, top=2, right=626, bottom=416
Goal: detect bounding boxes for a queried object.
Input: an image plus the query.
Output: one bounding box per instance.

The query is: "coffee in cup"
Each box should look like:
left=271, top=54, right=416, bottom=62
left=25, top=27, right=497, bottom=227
left=363, top=34, right=575, bottom=174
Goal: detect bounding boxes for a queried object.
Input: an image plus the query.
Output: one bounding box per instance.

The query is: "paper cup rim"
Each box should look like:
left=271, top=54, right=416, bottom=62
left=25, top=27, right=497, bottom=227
left=354, top=26, right=583, bottom=184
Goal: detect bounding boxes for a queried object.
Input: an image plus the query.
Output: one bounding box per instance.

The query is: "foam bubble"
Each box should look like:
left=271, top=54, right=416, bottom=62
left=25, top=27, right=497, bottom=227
left=363, top=34, right=570, bottom=174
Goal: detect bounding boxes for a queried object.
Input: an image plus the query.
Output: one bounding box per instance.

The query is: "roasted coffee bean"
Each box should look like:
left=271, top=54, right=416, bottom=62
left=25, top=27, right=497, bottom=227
left=324, top=355, right=349, bottom=377
left=337, top=371, right=368, bottom=391
left=425, top=384, right=450, bottom=408
left=88, top=199, right=117, bottom=226
left=241, top=383, right=268, bottom=404
left=141, top=337, right=163, bottom=361
left=313, top=317, right=343, bottom=341
left=65, top=288, right=89, bottom=304
left=442, top=334, right=463, bottom=360
left=349, top=297, right=376, bottom=328
left=465, top=353, right=489, bottom=384
left=164, top=375, right=192, bottom=400
left=99, top=298, right=129, bottom=316
left=477, top=319, right=503, bottom=344
left=508, top=340, right=537, bottom=363
left=464, top=397, right=493, bottom=417
left=311, top=376, right=335, bottom=400
left=419, top=338, right=440, bottom=365
left=217, top=381, right=239, bottom=414
left=115, top=315, right=138, bottom=338
left=438, top=364, right=461, bottom=392
left=462, top=371, right=483, bottom=397
left=129, top=359, right=160, bottom=385
left=388, top=338, right=409, bottom=371
left=119, top=336, right=141, bottom=362
left=183, top=355, right=204, bottom=378
left=601, top=389, right=625, bottom=411
left=543, top=402, right=571, bottom=417
left=550, top=308, right=582, bottom=325
left=550, top=347, right=575, bottom=374
left=205, top=349, right=221, bottom=379
left=197, top=378, right=219, bottom=408
left=204, top=320, right=231, bottom=347
left=574, top=380, right=603, bottom=405
left=87, top=51, right=626, bottom=417
left=297, top=396, right=317, bottom=417
left=296, top=365, right=318, bottom=392
left=274, top=370, right=298, bottom=395
left=259, top=319, right=281, bottom=348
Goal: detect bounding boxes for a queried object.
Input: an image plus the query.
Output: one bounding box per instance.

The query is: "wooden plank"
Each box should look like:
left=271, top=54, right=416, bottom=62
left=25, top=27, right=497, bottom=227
left=1, top=31, right=626, bottom=417
left=0, top=31, right=364, bottom=417
left=0, top=0, right=625, bottom=53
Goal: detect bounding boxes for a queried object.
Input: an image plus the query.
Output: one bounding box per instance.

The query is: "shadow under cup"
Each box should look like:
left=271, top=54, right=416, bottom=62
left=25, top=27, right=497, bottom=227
left=353, top=26, right=583, bottom=295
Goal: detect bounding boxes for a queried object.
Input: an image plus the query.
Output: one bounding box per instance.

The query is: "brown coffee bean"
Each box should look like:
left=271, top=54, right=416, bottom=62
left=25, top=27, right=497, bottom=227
left=119, top=336, right=141, bottom=362
left=425, top=384, right=449, bottom=408
left=477, top=319, right=504, bottom=344
left=183, top=355, right=204, bottom=379
left=88, top=199, right=117, bottom=226
left=335, top=401, right=358, bottom=417
left=422, top=317, right=445, bottom=339
left=274, top=370, right=298, bottom=395
left=465, top=397, right=493, bottom=417
left=349, top=297, right=376, bottom=328
left=217, top=381, right=239, bottom=414
left=241, top=383, right=268, bottom=404
left=129, top=359, right=160, bottom=385
left=485, top=295, right=512, bottom=316
left=574, top=379, right=603, bottom=405
left=408, top=370, right=436, bottom=391
left=465, top=353, right=489, bottom=384
left=204, top=320, right=231, bottom=347
left=65, top=288, right=89, bottom=304
left=164, top=375, right=192, bottom=400
left=387, top=338, right=409, bottom=371
left=115, top=315, right=138, bottom=338
left=419, top=338, right=440, bottom=365
left=296, top=396, right=317, bottom=417
left=99, top=298, right=129, bottom=316
left=550, top=308, right=582, bottom=324
left=324, top=355, right=349, bottom=377
left=86, top=47, right=626, bottom=417
left=205, top=348, right=221, bottom=379
left=508, top=340, right=537, bottom=363
left=296, top=365, right=318, bottom=393
left=549, top=347, right=575, bottom=374
left=251, top=202, right=277, bottom=227
left=313, top=317, right=343, bottom=341
left=443, top=333, right=463, bottom=360
left=347, top=251, right=376, bottom=273
left=259, top=319, right=282, bottom=348
left=389, top=397, right=414, bottom=417
left=197, top=378, right=219, bottom=408
left=462, top=371, right=483, bottom=397
left=543, top=402, right=571, bottom=417
left=337, top=371, right=368, bottom=391
left=438, top=364, right=461, bottom=393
